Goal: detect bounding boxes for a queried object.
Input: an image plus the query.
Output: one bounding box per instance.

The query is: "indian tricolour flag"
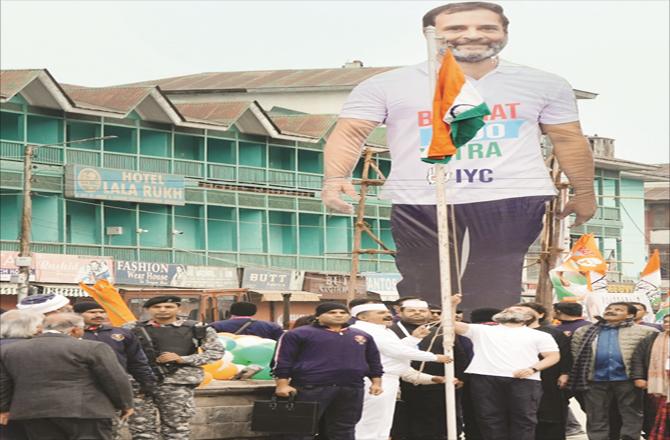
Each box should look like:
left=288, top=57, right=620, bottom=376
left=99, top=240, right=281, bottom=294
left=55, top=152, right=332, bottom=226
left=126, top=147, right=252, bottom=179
left=550, top=234, right=608, bottom=300
left=422, top=49, right=490, bottom=164
left=635, top=249, right=665, bottom=319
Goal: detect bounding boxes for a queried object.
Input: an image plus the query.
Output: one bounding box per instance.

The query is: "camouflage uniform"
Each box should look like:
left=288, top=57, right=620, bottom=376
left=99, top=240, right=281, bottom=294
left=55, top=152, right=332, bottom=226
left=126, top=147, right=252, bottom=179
left=125, top=321, right=225, bottom=440
left=112, top=381, right=160, bottom=440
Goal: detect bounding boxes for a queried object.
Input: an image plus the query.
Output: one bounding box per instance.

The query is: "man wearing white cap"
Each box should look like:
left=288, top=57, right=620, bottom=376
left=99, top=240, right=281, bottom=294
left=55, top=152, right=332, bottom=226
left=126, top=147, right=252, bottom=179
left=351, top=302, right=452, bottom=440
left=16, top=293, right=72, bottom=315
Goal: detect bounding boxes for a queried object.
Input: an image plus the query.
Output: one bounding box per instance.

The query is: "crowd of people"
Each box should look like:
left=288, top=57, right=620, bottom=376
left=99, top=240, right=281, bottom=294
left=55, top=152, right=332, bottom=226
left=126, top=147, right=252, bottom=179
left=273, top=296, right=670, bottom=440
left=0, top=292, right=668, bottom=440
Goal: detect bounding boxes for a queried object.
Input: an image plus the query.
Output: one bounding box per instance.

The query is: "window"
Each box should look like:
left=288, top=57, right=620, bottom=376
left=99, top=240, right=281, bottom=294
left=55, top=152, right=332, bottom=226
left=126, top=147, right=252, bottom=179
left=207, top=138, right=235, bottom=164
left=299, top=214, right=323, bottom=256
left=67, top=121, right=101, bottom=150
left=239, top=209, right=267, bottom=252
left=27, top=115, right=62, bottom=145
left=32, top=194, right=63, bottom=242
left=104, top=125, right=137, bottom=154
left=269, top=211, right=296, bottom=255
left=0, top=191, right=20, bottom=241
left=174, top=204, right=205, bottom=250
left=269, top=146, right=295, bottom=171
left=66, top=200, right=101, bottom=244
left=239, top=142, right=266, bottom=167
left=140, top=129, right=169, bottom=157
left=138, top=204, right=169, bottom=248
left=297, top=150, right=322, bottom=174
left=0, top=111, right=23, bottom=141
left=207, top=206, right=237, bottom=252
left=104, top=202, right=136, bottom=246
left=650, top=204, right=670, bottom=229
left=174, top=134, right=204, bottom=161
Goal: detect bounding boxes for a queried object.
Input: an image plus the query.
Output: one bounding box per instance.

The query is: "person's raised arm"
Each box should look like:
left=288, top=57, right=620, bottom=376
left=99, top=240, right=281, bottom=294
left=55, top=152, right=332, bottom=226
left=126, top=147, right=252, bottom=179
left=541, top=121, right=596, bottom=227
left=450, top=294, right=470, bottom=335
left=322, top=119, right=379, bottom=214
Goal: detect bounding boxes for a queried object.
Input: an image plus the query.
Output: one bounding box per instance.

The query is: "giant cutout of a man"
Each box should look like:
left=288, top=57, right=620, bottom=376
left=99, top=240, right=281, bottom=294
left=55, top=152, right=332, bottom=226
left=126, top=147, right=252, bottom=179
left=322, top=2, right=596, bottom=315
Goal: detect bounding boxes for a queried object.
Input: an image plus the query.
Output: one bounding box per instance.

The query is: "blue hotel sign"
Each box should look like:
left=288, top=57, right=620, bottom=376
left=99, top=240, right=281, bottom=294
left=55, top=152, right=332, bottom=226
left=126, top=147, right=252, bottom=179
left=65, top=165, right=185, bottom=205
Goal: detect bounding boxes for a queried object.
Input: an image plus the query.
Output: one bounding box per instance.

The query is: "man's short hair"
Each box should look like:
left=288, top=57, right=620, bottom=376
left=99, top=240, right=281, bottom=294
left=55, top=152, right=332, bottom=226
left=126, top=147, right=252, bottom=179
left=0, top=310, right=44, bottom=338
left=349, top=297, right=381, bottom=308
left=627, top=302, right=646, bottom=311
left=606, top=302, right=638, bottom=316
left=553, top=302, right=583, bottom=317
left=422, top=2, right=510, bottom=32
left=230, top=301, right=257, bottom=317
left=513, top=302, right=548, bottom=324
left=43, top=313, right=85, bottom=332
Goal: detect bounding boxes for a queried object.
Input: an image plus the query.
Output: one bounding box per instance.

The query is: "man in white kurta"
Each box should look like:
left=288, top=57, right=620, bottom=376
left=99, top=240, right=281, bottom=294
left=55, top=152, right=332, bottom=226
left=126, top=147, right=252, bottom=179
left=351, top=303, right=452, bottom=440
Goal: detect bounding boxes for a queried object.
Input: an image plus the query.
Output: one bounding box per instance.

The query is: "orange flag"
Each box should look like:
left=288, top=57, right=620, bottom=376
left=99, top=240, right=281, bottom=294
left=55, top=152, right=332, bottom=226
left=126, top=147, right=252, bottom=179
left=79, top=280, right=136, bottom=326
left=569, top=234, right=608, bottom=275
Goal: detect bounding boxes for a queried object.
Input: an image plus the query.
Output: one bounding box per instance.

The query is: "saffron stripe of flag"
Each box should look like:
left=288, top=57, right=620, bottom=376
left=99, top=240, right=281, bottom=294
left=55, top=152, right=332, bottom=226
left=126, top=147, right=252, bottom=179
left=422, top=49, right=490, bottom=164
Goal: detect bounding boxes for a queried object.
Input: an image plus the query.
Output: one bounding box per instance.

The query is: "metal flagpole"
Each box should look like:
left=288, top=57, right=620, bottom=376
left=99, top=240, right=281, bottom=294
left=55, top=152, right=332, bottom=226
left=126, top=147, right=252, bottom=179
left=423, top=25, right=458, bottom=440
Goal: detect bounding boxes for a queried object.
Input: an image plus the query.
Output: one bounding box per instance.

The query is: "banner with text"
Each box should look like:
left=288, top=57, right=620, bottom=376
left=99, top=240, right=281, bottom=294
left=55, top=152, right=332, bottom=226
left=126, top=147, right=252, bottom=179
left=242, top=267, right=305, bottom=291
left=115, top=261, right=238, bottom=288
left=65, top=165, right=185, bottom=205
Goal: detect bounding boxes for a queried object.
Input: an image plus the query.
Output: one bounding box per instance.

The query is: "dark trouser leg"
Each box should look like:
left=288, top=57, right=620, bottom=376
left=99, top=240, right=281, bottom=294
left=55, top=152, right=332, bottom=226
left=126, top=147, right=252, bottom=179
left=642, top=393, right=657, bottom=439
left=402, top=386, right=447, bottom=440
left=23, top=419, right=67, bottom=440
left=611, top=381, right=644, bottom=440
left=24, top=418, right=113, bottom=440
left=507, top=379, right=542, bottom=440
left=468, top=375, right=509, bottom=440
left=284, top=385, right=338, bottom=440
left=390, top=197, right=548, bottom=316
left=322, top=386, right=364, bottom=440
left=583, top=382, right=613, bottom=440
left=462, top=380, right=484, bottom=440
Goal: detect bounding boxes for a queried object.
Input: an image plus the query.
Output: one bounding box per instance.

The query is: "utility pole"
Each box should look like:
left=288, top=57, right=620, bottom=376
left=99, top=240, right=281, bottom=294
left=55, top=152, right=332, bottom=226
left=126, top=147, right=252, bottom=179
left=16, top=136, right=117, bottom=301
left=17, top=144, right=34, bottom=301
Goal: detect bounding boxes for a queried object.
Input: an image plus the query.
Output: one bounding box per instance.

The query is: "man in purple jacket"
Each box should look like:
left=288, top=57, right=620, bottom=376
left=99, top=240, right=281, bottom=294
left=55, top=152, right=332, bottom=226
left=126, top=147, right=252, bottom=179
left=273, top=302, right=384, bottom=440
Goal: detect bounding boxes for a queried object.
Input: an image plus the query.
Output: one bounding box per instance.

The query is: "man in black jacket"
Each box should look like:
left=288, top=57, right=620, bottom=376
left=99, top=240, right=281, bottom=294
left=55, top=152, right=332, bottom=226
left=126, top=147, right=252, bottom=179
left=389, top=299, right=468, bottom=440
left=0, top=313, right=133, bottom=440
left=74, top=301, right=158, bottom=440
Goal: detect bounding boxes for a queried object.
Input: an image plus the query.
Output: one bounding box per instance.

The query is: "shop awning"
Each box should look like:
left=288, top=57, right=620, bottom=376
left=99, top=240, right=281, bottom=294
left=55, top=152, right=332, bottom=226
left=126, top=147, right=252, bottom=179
left=249, top=290, right=321, bottom=302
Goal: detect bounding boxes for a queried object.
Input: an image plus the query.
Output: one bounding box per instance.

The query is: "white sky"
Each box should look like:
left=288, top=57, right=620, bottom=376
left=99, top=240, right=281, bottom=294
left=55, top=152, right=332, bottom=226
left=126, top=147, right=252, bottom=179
left=1, top=0, right=668, bottom=164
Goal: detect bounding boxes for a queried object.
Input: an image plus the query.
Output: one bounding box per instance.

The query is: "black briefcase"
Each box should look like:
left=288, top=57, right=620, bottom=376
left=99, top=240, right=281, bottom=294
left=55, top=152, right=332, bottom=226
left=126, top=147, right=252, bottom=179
left=251, top=395, right=320, bottom=434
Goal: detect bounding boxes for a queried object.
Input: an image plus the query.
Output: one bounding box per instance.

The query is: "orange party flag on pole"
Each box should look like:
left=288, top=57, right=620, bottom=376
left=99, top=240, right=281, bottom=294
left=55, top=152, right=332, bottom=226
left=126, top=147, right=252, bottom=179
left=79, top=280, right=136, bottom=326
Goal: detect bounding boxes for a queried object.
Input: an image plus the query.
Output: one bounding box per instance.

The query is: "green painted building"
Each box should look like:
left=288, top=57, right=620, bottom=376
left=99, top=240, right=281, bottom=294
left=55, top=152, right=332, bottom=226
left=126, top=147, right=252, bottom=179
left=0, top=70, right=395, bottom=275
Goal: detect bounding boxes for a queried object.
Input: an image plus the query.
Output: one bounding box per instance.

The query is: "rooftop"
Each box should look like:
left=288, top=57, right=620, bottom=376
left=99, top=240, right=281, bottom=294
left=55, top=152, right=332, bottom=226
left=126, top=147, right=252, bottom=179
left=123, top=66, right=397, bottom=92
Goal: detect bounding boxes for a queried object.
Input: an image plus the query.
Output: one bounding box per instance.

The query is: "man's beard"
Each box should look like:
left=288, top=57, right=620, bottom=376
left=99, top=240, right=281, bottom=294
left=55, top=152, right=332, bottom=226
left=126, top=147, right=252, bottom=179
left=492, top=310, right=533, bottom=324
left=445, top=37, right=507, bottom=63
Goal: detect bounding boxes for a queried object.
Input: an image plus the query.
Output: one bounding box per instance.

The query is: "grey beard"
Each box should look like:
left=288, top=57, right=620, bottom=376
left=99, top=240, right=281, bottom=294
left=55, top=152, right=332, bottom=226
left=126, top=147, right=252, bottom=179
left=451, top=40, right=507, bottom=63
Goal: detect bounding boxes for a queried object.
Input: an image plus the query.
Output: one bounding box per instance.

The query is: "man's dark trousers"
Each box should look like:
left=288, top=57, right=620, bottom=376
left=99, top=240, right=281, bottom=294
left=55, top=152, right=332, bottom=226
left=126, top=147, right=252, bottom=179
left=283, top=384, right=364, bottom=440
left=583, top=381, right=644, bottom=440
left=398, top=384, right=463, bottom=440
left=22, top=418, right=113, bottom=440
left=390, top=196, right=549, bottom=317
left=469, top=374, right=543, bottom=440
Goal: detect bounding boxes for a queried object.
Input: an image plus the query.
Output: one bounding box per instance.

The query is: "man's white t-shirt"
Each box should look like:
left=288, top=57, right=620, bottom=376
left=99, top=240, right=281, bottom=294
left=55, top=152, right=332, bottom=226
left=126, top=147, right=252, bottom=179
left=463, top=324, right=559, bottom=380
left=339, top=60, right=580, bottom=205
